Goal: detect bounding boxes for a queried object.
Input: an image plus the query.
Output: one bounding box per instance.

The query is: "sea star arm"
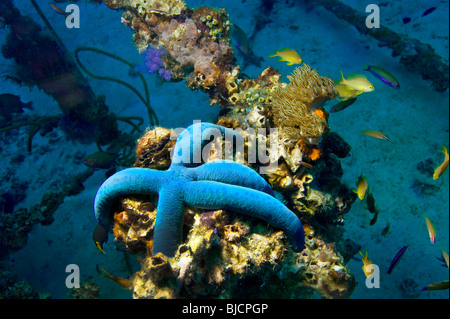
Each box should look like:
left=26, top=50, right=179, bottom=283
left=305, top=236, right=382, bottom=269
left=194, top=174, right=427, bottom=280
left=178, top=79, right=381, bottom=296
left=152, top=184, right=186, bottom=257
left=181, top=180, right=305, bottom=252
left=193, top=160, right=275, bottom=197
left=171, top=122, right=245, bottom=168
left=94, top=168, right=167, bottom=230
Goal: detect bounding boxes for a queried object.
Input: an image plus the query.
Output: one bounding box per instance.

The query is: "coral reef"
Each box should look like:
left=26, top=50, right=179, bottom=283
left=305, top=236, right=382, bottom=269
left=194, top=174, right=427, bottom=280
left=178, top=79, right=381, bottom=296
left=0, top=208, right=37, bottom=258
left=116, top=205, right=355, bottom=299
left=214, top=65, right=354, bottom=229
left=97, top=123, right=356, bottom=299
left=112, top=197, right=157, bottom=254
left=97, top=0, right=360, bottom=300
left=0, top=268, right=49, bottom=299
left=70, top=281, right=100, bottom=299
left=134, top=126, right=176, bottom=170
left=105, top=0, right=235, bottom=106
left=95, top=123, right=305, bottom=257
left=294, top=225, right=356, bottom=298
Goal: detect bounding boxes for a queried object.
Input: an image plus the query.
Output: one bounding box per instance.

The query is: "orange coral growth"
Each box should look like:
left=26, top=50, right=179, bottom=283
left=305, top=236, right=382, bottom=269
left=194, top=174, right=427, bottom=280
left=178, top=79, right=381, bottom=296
left=114, top=211, right=126, bottom=224
left=298, top=139, right=322, bottom=161
left=309, top=146, right=321, bottom=161
left=113, top=223, right=121, bottom=239
left=314, top=107, right=329, bottom=121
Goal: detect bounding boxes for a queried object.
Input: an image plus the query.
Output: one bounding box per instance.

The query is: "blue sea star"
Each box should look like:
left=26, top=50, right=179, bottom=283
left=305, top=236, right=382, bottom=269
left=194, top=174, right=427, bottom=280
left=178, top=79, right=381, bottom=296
left=94, top=122, right=305, bottom=257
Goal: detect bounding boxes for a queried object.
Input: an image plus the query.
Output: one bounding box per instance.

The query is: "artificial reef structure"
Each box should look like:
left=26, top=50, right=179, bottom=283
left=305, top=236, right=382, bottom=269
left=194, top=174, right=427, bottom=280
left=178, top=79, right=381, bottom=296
left=95, top=0, right=358, bottom=299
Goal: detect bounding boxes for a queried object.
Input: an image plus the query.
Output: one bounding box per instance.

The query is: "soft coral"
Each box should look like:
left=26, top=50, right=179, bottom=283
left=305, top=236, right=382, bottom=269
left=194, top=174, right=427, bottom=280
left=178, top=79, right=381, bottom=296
left=137, top=46, right=171, bottom=81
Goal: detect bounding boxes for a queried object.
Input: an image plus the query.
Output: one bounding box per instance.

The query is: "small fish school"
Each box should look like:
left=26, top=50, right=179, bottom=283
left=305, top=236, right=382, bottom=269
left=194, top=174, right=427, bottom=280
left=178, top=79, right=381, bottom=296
left=332, top=60, right=447, bottom=291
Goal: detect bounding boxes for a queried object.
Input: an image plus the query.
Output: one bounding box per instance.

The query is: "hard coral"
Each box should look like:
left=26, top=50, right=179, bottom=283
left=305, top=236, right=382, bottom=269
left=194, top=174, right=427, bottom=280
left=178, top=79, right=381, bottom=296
left=99, top=119, right=357, bottom=299
left=138, top=0, right=186, bottom=16
left=131, top=252, right=177, bottom=298
left=116, top=0, right=235, bottom=105
left=70, top=281, right=100, bottom=299
left=105, top=0, right=186, bottom=16
left=209, top=65, right=356, bottom=237
left=120, top=200, right=355, bottom=299
left=113, top=197, right=157, bottom=254
left=295, top=227, right=356, bottom=298
left=134, top=126, right=176, bottom=170
left=270, top=64, right=335, bottom=141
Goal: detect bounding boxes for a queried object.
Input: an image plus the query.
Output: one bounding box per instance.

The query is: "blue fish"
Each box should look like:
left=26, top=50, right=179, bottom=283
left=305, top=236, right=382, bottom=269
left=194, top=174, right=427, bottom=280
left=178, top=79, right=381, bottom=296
left=387, top=245, right=408, bottom=274
left=364, top=65, right=400, bottom=89
left=231, top=24, right=264, bottom=68
left=330, top=97, right=357, bottom=113
left=421, top=7, right=436, bottom=17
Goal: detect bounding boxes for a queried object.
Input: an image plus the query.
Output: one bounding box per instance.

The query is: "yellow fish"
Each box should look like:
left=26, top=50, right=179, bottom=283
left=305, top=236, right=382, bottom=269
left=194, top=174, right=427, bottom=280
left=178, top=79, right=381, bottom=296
left=424, top=216, right=436, bottom=245
left=339, top=71, right=374, bottom=92
left=353, top=173, right=368, bottom=200
left=422, top=280, right=449, bottom=292
left=361, top=130, right=390, bottom=141
left=335, top=83, right=361, bottom=101
left=50, top=3, right=67, bottom=16
left=269, top=48, right=303, bottom=65
left=440, top=249, right=449, bottom=268
left=359, top=251, right=374, bottom=277
left=433, top=146, right=449, bottom=180
left=100, top=268, right=130, bottom=288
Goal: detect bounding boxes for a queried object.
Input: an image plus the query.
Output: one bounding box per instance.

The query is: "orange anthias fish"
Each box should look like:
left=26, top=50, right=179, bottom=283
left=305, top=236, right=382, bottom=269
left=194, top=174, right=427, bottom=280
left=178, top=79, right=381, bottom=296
left=440, top=249, right=449, bottom=268
left=433, top=146, right=449, bottom=180
left=361, top=130, right=390, bottom=141
left=100, top=268, right=130, bottom=288
left=424, top=216, right=436, bottom=245
left=359, top=251, right=374, bottom=277
left=50, top=3, right=67, bottom=16
left=268, top=48, right=303, bottom=65
left=353, top=173, right=368, bottom=200
left=421, top=280, right=449, bottom=292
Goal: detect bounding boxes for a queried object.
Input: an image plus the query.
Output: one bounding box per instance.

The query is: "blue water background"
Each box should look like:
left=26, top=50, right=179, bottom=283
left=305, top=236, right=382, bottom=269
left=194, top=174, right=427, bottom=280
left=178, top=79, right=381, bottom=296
left=0, top=0, right=448, bottom=299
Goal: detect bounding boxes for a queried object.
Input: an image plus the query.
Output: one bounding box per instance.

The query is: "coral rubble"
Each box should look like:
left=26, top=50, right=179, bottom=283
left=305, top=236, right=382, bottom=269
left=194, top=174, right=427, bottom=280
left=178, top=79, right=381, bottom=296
left=70, top=281, right=100, bottom=299
left=0, top=268, right=49, bottom=299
